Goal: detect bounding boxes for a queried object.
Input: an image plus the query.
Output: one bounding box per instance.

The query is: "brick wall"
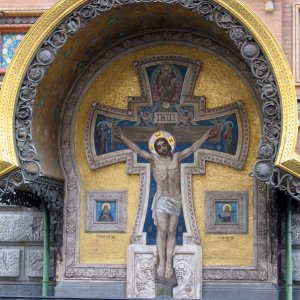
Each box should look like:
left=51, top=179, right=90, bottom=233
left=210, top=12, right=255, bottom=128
left=244, top=1, right=300, bottom=94
left=243, top=0, right=300, bottom=152
left=244, top=0, right=283, bottom=46
left=0, top=0, right=57, bottom=11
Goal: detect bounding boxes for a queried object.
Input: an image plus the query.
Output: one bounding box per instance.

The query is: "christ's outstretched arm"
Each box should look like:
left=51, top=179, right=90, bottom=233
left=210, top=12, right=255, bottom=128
left=113, top=128, right=153, bottom=162
left=178, top=128, right=215, bottom=161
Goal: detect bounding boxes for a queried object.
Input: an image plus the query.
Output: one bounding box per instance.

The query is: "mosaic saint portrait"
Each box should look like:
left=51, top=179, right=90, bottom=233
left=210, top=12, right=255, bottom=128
left=146, top=63, right=187, bottom=104
left=95, top=201, right=117, bottom=223
left=215, top=201, right=237, bottom=225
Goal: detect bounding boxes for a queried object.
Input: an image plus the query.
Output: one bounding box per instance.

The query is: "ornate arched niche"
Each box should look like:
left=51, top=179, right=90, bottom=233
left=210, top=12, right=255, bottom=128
left=59, top=26, right=266, bottom=297
left=0, top=0, right=297, bottom=186
left=0, top=0, right=297, bottom=298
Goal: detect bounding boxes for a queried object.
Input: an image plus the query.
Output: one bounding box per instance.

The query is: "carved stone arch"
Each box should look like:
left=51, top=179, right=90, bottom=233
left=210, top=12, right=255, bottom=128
left=0, top=0, right=297, bottom=199
left=0, top=0, right=296, bottom=296
left=0, top=0, right=297, bottom=283
left=59, top=29, right=266, bottom=282
left=82, top=29, right=257, bottom=243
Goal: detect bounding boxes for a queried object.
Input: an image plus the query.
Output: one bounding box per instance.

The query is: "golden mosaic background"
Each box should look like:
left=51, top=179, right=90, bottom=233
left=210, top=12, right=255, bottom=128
left=0, top=0, right=297, bottom=184
left=31, top=3, right=229, bottom=180
left=75, top=45, right=259, bottom=266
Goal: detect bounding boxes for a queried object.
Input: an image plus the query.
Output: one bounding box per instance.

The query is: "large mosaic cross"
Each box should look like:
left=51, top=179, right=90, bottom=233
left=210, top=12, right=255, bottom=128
left=85, top=55, right=249, bottom=297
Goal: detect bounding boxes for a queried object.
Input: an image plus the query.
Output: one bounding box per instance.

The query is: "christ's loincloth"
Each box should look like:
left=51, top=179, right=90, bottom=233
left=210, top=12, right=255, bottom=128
left=151, top=192, right=182, bottom=225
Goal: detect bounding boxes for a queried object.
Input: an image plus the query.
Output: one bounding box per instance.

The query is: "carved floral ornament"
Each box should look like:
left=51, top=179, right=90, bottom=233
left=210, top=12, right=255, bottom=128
left=0, top=0, right=277, bottom=283
left=55, top=4, right=274, bottom=283
left=0, top=0, right=298, bottom=203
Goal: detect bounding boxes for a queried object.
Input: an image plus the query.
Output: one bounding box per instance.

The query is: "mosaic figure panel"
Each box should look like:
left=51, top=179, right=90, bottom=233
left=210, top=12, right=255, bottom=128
left=147, top=64, right=186, bottom=104
left=93, top=108, right=239, bottom=157
left=85, top=190, right=127, bottom=232
left=96, top=200, right=116, bottom=223
left=215, top=201, right=237, bottom=225
left=86, top=55, right=249, bottom=247
left=205, top=191, right=248, bottom=234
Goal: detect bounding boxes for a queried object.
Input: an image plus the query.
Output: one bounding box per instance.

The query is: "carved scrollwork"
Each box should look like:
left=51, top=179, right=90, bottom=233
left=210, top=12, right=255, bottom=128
left=270, top=168, right=300, bottom=201
left=135, top=254, right=156, bottom=298
left=251, top=58, right=270, bottom=79
left=26, top=176, right=64, bottom=252
left=0, top=0, right=284, bottom=204
left=215, top=11, right=237, bottom=29
left=0, top=188, right=41, bottom=207
left=78, top=4, right=98, bottom=20
left=94, top=0, right=115, bottom=11
left=261, top=83, right=277, bottom=100
left=63, top=16, right=82, bottom=34
left=253, top=160, right=274, bottom=182
left=36, top=48, right=55, bottom=65
left=195, top=1, right=219, bottom=17
left=173, top=255, right=194, bottom=298
left=265, top=125, right=280, bottom=144
left=258, top=142, right=275, bottom=160
left=16, top=103, right=32, bottom=121
left=0, top=0, right=290, bottom=285
left=21, top=161, right=42, bottom=182
left=229, top=27, right=249, bottom=45
left=19, top=82, right=37, bottom=102
left=241, top=42, right=260, bottom=60
left=27, top=64, right=45, bottom=82
left=46, top=30, right=68, bottom=49
left=0, top=170, right=24, bottom=195
left=262, top=101, right=279, bottom=119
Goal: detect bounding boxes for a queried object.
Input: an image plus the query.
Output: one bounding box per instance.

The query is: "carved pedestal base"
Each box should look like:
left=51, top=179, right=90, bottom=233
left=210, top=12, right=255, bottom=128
left=156, top=277, right=177, bottom=298
left=155, top=265, right=178, bottom=299
left=127, top=244, right=202, bottom=298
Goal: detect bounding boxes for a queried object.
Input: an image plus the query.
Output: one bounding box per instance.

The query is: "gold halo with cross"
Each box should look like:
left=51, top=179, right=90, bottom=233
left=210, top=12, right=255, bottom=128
left=148, top=131, right=176, bottom=155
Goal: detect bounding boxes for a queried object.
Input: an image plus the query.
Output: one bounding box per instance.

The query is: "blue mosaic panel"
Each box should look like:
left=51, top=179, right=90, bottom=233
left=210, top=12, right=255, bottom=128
left=95, top=200, right=117, bottom=223
left=93, top=106, right=239, bottom=156
left=146, top=64, right=187, bottom=104
left=215, top=201, right=237, bottom=224
left=1, top=33, right=26, bottom=68
left=93, top=103, right=240, bottom=245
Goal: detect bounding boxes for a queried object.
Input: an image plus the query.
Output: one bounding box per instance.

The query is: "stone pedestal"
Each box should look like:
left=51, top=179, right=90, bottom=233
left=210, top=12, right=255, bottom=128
left=156, top=276, right=177, bottom=298
left=127, top=244, right=202, bottom=298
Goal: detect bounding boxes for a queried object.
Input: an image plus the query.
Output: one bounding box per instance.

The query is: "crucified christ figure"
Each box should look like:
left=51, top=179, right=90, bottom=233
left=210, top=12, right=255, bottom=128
left=114, top=128, right=214, bottom=281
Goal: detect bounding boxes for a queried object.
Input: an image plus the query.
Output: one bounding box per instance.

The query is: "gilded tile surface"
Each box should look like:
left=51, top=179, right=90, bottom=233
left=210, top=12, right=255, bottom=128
left=75, top=45, right=259, bottom=265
